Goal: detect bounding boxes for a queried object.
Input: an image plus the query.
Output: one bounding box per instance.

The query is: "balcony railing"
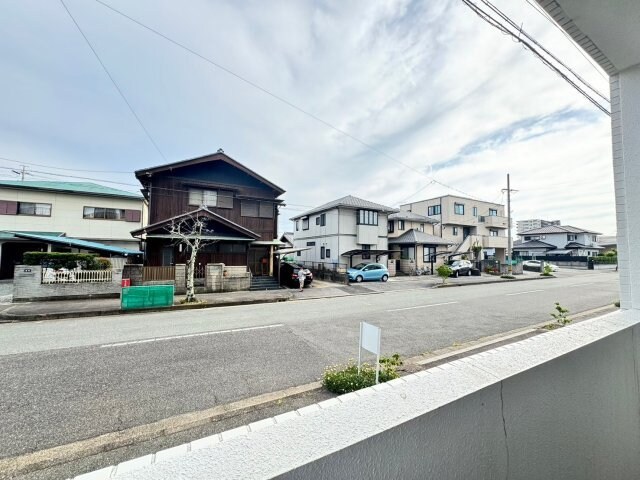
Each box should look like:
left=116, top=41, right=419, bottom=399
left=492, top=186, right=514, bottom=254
left=479, top=215, right=508, bottom=228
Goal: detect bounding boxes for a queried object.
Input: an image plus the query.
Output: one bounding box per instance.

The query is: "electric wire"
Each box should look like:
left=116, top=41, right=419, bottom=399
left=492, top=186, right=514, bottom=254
left=59, top=0, right=167, bottom=161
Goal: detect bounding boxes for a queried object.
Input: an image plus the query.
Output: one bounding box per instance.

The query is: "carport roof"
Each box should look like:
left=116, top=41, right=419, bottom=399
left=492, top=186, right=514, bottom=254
left=341, top=249, right=399, bottom=257
left=389, top=229, right=450, bottom=245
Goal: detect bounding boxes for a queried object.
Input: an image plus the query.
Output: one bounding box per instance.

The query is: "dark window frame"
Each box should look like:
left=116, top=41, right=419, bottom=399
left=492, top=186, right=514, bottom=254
left=388, top=220, right=394, bottom=233
left=357, top=209, right=378, bottom=226
left=302, top=217, right=309, bottom=230
left=489, top=208, right=498, bottom=216
left=320, top=246, right=325, bottom=259
left=362, top=244, right=371, bottom=260
left=427, top=205, right=441, bottom=216
left=454, top=203, right=465, bottom=215
left=17, top=202, right=52, bottom=217
left=398, top=220, right=405, bottom=230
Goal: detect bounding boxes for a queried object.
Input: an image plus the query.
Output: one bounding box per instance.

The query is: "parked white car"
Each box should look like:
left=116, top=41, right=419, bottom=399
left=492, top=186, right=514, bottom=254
left=522, top=260, right=559, bottom=272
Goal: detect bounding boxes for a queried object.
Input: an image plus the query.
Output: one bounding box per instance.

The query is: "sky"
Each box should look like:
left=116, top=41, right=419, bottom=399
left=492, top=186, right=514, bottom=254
left=0, top=0, right=615, bottom=236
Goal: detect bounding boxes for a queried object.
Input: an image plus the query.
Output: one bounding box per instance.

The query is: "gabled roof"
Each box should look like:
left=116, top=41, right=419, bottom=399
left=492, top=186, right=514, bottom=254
left=597, top=235, right=617, bottom=246
left=290, top=195, right=398, bottom=220
left=134, top=152, right=285, bottom=195
left=519, top=225, right=602, bottom=235
left=280, top=232, right=294, bottom=246
left=512, top=240, right=556, bottom=250
left=389, top=229, right=450, bottom=245
left=130, top=207, right=259, bottom=239
left=0, top=181, right=142, bottom=199
left=389, top=211, right=438, bottom=223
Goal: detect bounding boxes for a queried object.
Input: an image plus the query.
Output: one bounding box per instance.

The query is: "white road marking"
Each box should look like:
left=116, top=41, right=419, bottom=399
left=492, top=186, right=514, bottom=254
left=387, top=301, right=459, bottom=312
left=505, top=290, right=545, bottom=296
left=100, top=324, right=285, bottom=348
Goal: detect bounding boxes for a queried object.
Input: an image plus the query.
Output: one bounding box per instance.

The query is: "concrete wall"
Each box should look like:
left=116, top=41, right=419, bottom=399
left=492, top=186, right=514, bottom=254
left=92, top=311, right=640, bottom=480
left=13, top=265, right=123, bottom=302
left=205, top=264, right=250, bottom=292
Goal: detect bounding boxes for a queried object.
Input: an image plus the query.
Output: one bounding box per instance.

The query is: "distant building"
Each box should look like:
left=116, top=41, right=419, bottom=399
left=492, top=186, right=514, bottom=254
left=516, top=219, right=561, bottom=234
left=514, top=225, right=603, bottom=257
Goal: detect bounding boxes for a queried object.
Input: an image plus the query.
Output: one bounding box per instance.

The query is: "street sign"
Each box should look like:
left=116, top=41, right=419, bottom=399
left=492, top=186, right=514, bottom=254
left=358, top=322, right=381, bottom=384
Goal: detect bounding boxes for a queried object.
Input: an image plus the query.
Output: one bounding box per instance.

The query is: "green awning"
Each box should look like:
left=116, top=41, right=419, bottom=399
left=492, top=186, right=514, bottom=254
left=10, top=232, right=142, bottom=256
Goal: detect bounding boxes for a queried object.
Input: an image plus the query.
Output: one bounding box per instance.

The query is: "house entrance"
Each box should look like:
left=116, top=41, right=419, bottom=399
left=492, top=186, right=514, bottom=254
left=248, top=247, right=270, bottom=276
left=463, top=227, right=471, bottom=239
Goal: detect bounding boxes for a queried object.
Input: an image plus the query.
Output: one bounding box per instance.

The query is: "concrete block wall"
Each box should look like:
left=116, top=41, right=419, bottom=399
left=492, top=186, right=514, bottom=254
left=174, top=264, right=186, bottom=295
left=87, top=311, right=640, bottom=480
left=122, top=264, right=143, bottom=286
left=205, top=264, right=250, bottom=292
left=13, top=265, right=123, bottom=302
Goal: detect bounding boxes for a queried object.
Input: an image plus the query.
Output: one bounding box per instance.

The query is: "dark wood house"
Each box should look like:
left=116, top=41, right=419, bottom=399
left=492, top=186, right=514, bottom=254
left=131, top=152, right=285, bottom=275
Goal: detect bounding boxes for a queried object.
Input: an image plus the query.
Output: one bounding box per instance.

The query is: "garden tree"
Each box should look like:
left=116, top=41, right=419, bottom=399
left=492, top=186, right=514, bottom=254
left=436, top=264, right=453, bottom=284
left=471, top=241, right=483, bottom=261
left=167, top=214, right=217, bottom=303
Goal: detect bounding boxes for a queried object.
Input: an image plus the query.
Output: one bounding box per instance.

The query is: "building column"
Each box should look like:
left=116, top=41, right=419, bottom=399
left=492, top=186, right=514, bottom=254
left=611, top=67, right=640, bottom=309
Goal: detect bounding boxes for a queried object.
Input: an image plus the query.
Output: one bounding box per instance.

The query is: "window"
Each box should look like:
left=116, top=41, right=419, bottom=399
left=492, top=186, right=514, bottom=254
left=258, top=202, right=272, bottom=218
left=297, top=250, right=301, bottom=257
left=592, top=235, right=598, bottom=242
left=320, top=213, right=326, bottom=226
left=362, top=244, right=371, bottom=260
left=18, top=202, right=51, bottom=216
left=240, top=200, right=272, bottom=218
left=473, top=207, right=478, bottom=217
left=490, top=229, right=498, bottom=237
left=419, top=223, right=424, bottom=232
left=295, top=220, right=299, bottom=231
left=325, top=248, right=331, bottom=258
left=316, top=216, right=320, bottom=225
left=489, top=209, right=498, bottom=216
left=452, top=227, right=459, bottom=236
left=454, top=203, right=464, bottom=215
left=423, top=246, right=436, bottom=263
left=358, top=210, right=378, bottom=226
left=83, top=207, right=140, bottom=221
left=568, top=234, right=577, bottom=241
left=188, top=188, right=217, bottom=207
left=320, top=246, right=325, bottom=259
left=306, top=241, right=316, bottom=246
left=427, top=205, right=441, bottom=216
left=388, top=221, right=394, bottom=233
left=302, top=217, right=309, bottom=230
left=398, top=220, right=405, bottom=230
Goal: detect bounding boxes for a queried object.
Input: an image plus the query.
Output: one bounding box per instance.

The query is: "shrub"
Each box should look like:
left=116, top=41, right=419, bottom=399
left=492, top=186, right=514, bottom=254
left=323, top=355, right=402, bottom=394
left=95, top=258, right=112, bottom=270
left=436, top=264, right=452, bottom=284
left=23, top=252, right=102, bottom=270
left=550, top=302, right=571, bottom=326
left=501, top=274, right=515, bottom=279
left=540, top=264, right=554, bottom=276
left=615, top=301, right=620, bottom=308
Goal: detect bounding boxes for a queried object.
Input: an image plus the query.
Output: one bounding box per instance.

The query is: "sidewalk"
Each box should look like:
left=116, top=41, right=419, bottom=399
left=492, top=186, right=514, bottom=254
left=0, top=272, right=557, bottom=322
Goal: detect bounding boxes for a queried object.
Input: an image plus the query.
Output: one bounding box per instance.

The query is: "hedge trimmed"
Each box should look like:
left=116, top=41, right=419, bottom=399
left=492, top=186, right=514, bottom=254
left=22, top=252, right=111, bottom=270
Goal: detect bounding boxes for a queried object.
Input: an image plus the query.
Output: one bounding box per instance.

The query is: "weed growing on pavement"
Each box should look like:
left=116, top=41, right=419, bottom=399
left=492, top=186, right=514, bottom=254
left=540, top=264, right=554, bottom=276
left=500, top=274, right=515, bottom=279
left=323, top=355, right=402, bottom=394
left=542, top=302, right=572, bottom=330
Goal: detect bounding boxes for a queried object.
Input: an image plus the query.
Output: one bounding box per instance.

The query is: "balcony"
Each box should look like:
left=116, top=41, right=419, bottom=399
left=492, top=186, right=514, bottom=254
left=479, top=215, right=508, bottom=228
left=481, top=234, right=507, bottom=249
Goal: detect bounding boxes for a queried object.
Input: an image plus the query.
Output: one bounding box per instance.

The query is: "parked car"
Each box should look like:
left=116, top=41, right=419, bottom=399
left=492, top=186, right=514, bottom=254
left=522, top=260, right=559, bottom=272
left=347, top=263, right=389, bottom=283
left=448, top=259, right=473, bottom=277
left=279, top=262, right=313, bottom=288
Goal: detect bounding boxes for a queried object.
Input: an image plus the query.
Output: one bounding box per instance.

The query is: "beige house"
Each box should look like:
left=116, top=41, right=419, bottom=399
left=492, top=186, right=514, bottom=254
left=387, top=211, right=450, bottom=273
left=400, top=195, right=508, bottom=261
left=0, top=181, right=145, bottom=278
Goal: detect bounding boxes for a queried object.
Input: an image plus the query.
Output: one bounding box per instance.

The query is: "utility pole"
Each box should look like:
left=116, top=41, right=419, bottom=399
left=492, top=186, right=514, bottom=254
left=12, top=165, right=26, bottom=181
left=502, top=174, right=517, bottom=274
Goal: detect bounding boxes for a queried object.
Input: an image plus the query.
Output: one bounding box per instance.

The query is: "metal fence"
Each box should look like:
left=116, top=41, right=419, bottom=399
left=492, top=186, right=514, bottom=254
left=42, top=268, right=113, bottom=284
left=142, top=266, right=176, bottom=282
left=299, top=261, right=349, bottom=284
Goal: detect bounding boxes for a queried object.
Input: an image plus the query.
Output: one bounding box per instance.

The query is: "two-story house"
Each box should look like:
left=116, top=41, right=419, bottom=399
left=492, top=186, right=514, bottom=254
left=400, top=195, right=508, bottom=261
left=0, top=181, right=144, bottom=278
left=290, top=195, right=397, bottom=268
left=130, top=151, right=285, bottom=276
left=387, top=211, right=450, bottom=273
left=513, top=225, right=603, bottom=257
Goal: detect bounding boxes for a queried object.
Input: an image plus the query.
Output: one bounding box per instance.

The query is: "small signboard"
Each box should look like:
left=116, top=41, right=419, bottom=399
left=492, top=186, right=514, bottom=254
left=358, top=321, right=382, bottom=384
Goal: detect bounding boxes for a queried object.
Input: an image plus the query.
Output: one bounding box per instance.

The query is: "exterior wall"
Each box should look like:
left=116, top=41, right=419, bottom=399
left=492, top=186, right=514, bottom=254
left=0, top=188, right=144, bottom=243
left=98, top=312, right=640, bottom=480
left=205, top=264, right=251, bottom=292
left=387, top=220, right=436, bottom=239
left=13, top=265, right=123, bottom=302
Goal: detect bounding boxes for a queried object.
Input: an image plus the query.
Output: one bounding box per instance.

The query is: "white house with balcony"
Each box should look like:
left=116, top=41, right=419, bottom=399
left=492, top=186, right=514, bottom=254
left=290, top=195, right=397, bottom=269
left=514, top=225, right=602, bottom=257
left=400, top=194, right=508, bottom=261
left=0, top=181, right=145, bottom=278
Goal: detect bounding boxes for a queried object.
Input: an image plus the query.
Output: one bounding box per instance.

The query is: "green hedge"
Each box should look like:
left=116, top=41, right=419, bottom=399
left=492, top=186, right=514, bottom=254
left=22, top=252, right=111, bottom=270
left=591, top=256, right=617, bottom=264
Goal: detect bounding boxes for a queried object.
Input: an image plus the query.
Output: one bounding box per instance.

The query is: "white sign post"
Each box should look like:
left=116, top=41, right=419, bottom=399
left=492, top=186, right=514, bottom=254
left=358, top=321, right=382, bottom=384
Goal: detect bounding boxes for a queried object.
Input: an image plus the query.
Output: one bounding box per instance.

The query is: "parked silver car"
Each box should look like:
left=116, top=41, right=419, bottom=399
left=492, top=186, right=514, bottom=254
left=448, top=259, right=473, bottom=277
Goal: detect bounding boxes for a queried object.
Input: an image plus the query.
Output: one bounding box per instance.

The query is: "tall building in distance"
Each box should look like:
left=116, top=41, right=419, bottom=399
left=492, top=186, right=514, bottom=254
left=517, top=219, right=561, bottom=234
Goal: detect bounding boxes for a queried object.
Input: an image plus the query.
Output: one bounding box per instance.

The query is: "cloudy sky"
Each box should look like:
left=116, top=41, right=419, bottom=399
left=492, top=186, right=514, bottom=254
left=0, top=0, right=614, bottom=235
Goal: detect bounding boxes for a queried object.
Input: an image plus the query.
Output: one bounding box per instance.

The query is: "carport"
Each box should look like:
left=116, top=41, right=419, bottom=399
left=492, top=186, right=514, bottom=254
left=340, top=249, right=399, bottom=268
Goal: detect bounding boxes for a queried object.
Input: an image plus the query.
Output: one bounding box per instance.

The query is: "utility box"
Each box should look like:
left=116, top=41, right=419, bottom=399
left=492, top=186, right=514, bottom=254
left=121, top=278, right=131, bottom=287
left=121, top=285, right=174, bottom=310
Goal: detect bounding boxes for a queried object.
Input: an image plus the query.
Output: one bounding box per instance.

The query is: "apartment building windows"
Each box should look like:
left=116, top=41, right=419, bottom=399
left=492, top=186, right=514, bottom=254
left=473, top=206, right=478, bottom=217
left=489, top=208, right=498, bottom=216
left=490, top=229, right=498, bottom=237
left=358, top=210, right=378, bottom=226
left=452, top=227, right=459, bottom=236
left=454, top=203, right=464, bottom=215
left=427, top=205, right=441, bottom=216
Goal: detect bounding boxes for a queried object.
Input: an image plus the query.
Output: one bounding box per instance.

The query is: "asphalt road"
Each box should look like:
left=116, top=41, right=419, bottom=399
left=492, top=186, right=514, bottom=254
left=0, top=270, right=619, bottom=460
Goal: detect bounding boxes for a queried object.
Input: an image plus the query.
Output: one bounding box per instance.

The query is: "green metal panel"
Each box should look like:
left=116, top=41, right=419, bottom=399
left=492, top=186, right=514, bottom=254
left=121, top=285, right=174, bottom=310
left=0, top=180, right=142, bottom=199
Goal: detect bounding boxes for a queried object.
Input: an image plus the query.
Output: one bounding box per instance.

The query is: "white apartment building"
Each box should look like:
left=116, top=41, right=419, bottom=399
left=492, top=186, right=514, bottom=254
left=514, top=225, right=602, bottom=257
left=400, top=195, right=508, bottom=261
left=290, top=195, right=397, bottom=268
left=0, top=181, right=145, bottom=278
left=516, top=218, right=561, bottom=234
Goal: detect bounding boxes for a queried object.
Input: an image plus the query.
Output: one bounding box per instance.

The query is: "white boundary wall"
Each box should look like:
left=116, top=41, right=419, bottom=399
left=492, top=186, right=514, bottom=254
left=79, top=310, right=640, bottom=480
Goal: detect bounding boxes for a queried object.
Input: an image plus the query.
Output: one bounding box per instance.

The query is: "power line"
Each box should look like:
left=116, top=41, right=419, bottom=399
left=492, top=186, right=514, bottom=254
left=59, top=0, right=167, bottom=161
left=0, top=156, right=132, bottom=174
left=91, top=0, right=483, bottom=201
left=460, top=0, right=610, bottom=116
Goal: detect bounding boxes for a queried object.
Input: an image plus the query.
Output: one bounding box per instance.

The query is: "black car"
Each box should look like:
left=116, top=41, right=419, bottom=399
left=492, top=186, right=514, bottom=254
left=279, top=262, right=314, bottom=288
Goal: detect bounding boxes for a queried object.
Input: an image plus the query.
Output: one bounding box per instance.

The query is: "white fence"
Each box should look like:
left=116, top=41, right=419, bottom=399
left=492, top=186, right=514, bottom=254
left=41, top=268, right=113, bottom=284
